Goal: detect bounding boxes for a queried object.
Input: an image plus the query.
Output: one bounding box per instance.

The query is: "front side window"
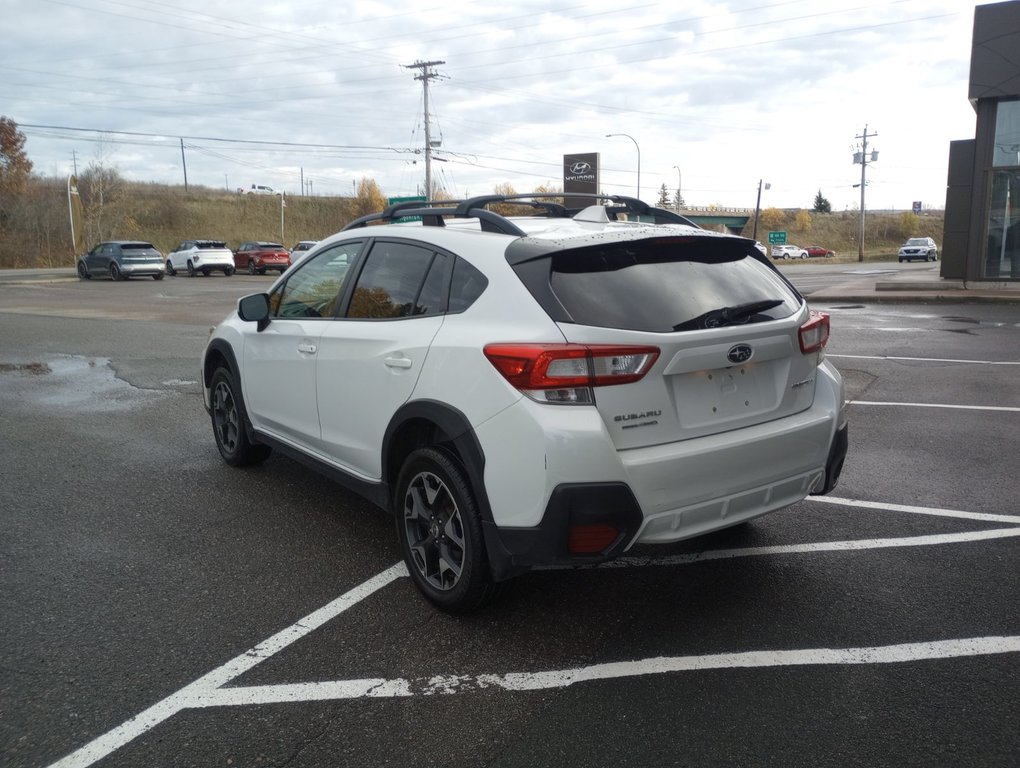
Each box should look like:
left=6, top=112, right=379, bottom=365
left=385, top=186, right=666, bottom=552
left=270, top=241, right=363, bottom=319
left=346, top=241, right=441, bottom=319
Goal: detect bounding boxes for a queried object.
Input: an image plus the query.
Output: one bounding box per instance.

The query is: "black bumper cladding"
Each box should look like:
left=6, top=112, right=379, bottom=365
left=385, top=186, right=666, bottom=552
left=811, top=423, right=849, bottom=496
left=482, top=482, right=643, bottom=581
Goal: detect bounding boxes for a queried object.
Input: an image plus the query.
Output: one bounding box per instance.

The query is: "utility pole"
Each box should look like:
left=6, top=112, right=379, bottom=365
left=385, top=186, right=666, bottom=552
left=751, top=179, right=770, bottom=242
left=180, top=138, right=188, bottom=192
left=403, top=59, right=445, bottom=200
left=854, top=125, right=878, bottom=262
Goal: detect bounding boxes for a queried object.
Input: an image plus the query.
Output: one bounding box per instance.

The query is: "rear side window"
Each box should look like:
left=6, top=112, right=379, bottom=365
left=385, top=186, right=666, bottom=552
left=448, top=259, right=487, bottom=313
left=545, top=238, right=800, bottom=332
left=346, top=241, right=441, bottom=319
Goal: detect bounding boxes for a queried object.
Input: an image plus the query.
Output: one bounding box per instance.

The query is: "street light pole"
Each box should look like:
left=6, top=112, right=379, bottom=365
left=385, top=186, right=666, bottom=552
left=605, top=133, right=641, bottom=200
left=673, top=165, right=682, bottom=210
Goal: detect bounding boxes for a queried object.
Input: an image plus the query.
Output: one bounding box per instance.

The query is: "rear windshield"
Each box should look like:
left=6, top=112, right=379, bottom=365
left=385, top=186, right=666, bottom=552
left=197, top=241, right=227, bottom=249
left=122, top=243, right=155, bottom=251
left=260, top=243, right=285, bottom=249
left=546, top=239, right=800, bottom=333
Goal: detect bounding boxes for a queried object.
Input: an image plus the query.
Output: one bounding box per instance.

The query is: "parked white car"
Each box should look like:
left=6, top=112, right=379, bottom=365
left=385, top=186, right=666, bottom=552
left=771, top=244, right=809, bottom=260
left=166, top=240, right=235, bottom=277
left=202, top=194, right=848, bottom=612
left=242, top=184, right=282, bottom=196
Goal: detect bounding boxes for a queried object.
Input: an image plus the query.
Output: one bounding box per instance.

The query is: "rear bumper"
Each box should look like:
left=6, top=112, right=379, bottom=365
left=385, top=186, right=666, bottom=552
left=477, top=361, right=847, bottom=579
left=483, top=421, right=848, bottom=580
left=121, top=262, right=165, bottom=276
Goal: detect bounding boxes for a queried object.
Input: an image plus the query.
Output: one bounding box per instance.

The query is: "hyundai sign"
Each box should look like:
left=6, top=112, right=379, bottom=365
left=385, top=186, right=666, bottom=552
left=564, top=153, right=599, bottom=210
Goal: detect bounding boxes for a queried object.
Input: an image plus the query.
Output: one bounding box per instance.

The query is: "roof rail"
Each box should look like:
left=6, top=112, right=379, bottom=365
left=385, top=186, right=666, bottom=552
left=340, top=192, right=701, bottom=233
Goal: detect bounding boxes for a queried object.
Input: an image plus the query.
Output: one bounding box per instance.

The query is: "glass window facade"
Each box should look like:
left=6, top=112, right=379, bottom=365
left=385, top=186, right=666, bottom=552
left=985, top=102, right=1020, bottom=278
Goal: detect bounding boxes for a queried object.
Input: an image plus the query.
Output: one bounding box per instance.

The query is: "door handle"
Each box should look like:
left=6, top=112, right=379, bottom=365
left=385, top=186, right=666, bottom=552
left=297, top=343, right=317, bottom=354
left=384, top=356, right=413, bottom=369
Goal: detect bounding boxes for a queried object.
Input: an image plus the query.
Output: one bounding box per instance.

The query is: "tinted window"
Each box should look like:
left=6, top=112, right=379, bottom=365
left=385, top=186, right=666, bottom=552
left=121, top=243, right=154, bottom=251
left=547, top=239, right=800, bottom=332
left=270, top=242, right=363, bottom=319
left=198, top=241, right=227, bottom=249
left=448, top=258, right=488, bottom=313
left=346, top=241, right=439, bottom=319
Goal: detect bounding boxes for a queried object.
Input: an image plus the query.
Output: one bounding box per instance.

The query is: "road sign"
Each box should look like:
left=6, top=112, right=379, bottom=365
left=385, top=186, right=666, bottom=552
left=768, top=231, right=787, bottom=245
left=387, top=196, right=427, bottom=222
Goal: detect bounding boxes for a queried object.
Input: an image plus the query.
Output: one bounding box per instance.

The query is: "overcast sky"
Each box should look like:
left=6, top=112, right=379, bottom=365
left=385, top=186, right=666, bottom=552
left=4, top=0, right=981, bottom=212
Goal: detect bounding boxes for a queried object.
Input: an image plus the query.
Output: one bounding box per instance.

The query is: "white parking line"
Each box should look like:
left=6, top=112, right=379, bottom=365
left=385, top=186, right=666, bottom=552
left=829, top=354, right=1020, bottom=366
left=47, top=499, right=1019, bottom=768
left=849, top=400, right=1020, bottom=413
left=189, top=636, right=1020, bottom=703
left=815, top=496, right=1020, bottom=525
left=47, top=563, right=407, bottom=768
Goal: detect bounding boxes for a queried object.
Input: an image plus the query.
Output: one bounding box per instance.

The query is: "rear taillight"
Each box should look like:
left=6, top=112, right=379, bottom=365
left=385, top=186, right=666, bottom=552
left=483, top=343, right=659, bottom=405
left=799, top=311, right=830, bottom=355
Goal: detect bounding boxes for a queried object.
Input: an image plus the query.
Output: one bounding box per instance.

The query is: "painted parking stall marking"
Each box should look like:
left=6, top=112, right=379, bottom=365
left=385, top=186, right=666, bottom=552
left=47, top=499, right=1020, bottom=768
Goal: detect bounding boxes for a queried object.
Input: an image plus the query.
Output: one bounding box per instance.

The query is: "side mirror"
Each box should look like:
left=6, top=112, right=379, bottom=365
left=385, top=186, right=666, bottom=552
left=238, top=293, right=270, bottom=332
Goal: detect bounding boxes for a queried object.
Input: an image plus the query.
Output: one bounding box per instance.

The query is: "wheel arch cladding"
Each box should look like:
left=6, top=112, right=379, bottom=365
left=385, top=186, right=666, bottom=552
left=203, top=339, right=240, bottom=389
left=382, top=400, right=491, bottom=522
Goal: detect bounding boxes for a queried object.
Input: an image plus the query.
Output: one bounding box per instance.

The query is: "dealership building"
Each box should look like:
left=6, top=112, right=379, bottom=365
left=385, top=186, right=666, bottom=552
left=943, top=0, right=1020, bottom=281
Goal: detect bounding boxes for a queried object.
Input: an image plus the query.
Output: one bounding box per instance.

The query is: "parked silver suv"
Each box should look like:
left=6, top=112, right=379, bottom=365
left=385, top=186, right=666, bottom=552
left=898, top=237, right=938, bottom=262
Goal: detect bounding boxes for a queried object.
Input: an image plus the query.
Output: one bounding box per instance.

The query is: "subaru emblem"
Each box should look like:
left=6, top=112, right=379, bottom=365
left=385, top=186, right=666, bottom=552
left=727, top=344, right=753, bottom=364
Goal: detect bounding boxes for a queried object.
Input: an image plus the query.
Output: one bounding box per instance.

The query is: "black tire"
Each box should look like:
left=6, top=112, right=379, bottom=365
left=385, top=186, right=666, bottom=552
left=187, top=260, right=196, bottom=277
left=224, top=267, right=235, bottom=277
left=258, top=267, right=267, bottom=275
left=396, top=447, right=496, bottom=613
left=248, top=260, right=257, bottom=275
left=153, top=272, right=164, bottom=280
left=77, top=261, right=91, bottom=280
left=202, top=267, right=210, bottom=276
left=165, top=260, right=177, bottom=276
left=110, top=263, right=123, bottom=281
left=209, top=366, right=272, bottom=467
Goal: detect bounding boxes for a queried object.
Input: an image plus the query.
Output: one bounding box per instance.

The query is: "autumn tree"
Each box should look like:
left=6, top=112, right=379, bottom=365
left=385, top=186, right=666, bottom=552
left=0, top=116, right=33, bottom=225
left=896, top=211, right=920, bottom=239
left=812, top=189, right=832, bottom=213
left=531, top=182, right=562, bottom=205
left=352, top=177, right=387, bottom=218
left=759, top=207, right=785, bottom=231
left=794, top=209, right=812, bottom=233
left=490, top=182, right=520, bottom=217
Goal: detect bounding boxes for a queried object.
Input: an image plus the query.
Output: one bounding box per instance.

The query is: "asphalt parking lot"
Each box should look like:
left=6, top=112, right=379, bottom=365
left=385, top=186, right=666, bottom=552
left=1, top=273, right=1018, bottom=767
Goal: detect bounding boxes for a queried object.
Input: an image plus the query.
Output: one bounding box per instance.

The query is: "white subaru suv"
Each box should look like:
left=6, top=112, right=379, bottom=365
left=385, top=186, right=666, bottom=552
left=202, top=195, right=848, bottom=612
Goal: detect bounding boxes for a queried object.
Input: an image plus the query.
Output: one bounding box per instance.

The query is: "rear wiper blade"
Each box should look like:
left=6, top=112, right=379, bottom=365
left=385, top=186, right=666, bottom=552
left=673, top=299, right=785, bottom=331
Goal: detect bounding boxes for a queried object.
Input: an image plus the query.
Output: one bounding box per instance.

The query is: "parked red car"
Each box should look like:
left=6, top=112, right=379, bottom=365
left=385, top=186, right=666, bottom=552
left=803, top=245, right=836, bottom=258
left=233, top=241, right=291, bottom=275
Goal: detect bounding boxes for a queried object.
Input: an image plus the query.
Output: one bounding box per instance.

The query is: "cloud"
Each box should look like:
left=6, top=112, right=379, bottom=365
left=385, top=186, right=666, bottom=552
left=4, top=0, right=976, bottom=210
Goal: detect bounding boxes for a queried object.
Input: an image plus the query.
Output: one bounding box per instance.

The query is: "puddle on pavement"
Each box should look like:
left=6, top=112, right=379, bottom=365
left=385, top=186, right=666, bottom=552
left=0, top=354, right=169, bottom=412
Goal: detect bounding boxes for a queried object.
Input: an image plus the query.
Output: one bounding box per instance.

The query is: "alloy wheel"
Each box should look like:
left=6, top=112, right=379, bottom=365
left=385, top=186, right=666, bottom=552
left=402, top=471, right=466, bottom=591
left=211, top=380, right=240, bottom=455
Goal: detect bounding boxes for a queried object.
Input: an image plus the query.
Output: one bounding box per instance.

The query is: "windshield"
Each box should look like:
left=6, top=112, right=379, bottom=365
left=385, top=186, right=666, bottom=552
left=906, top=238, right=928, bottom=246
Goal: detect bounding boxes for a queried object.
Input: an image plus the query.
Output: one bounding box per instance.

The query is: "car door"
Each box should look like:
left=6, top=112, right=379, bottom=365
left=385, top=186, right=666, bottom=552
left=316, top=239, right=450, bottom=480
left=241, top=242, right=363, bottom=451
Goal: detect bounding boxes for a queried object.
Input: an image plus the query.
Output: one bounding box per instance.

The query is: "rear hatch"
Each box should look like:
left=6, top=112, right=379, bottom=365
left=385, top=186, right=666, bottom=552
left=121, top=243, right=162, bottom=263
left=509, top=233, right=820, bottom=450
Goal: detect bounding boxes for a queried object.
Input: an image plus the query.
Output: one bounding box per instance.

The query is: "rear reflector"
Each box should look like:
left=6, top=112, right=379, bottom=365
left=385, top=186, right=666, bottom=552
left=799, top=311, right=830, bottom=354
left=567, top=524, right=620, bottom=554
